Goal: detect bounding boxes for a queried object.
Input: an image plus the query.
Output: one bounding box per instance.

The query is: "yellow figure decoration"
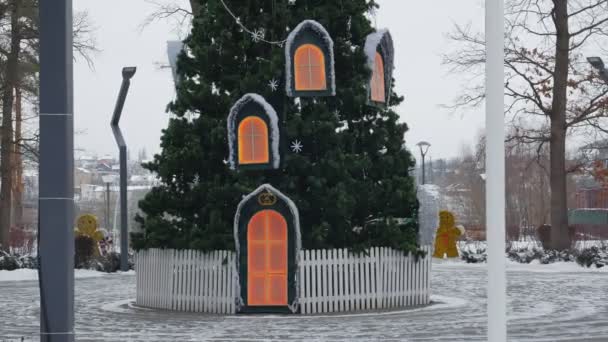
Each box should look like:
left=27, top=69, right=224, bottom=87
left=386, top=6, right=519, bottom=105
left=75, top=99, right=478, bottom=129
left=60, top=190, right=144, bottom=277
left=76, top=214, right=104, bottom=255
left=433, top=210, right=462, bottom=258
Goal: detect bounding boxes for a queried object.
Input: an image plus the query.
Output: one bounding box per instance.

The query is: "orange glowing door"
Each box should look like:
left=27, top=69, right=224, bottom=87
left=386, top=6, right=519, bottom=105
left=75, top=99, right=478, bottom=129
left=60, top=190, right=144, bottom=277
left=247, top=210, right=288, bottom=306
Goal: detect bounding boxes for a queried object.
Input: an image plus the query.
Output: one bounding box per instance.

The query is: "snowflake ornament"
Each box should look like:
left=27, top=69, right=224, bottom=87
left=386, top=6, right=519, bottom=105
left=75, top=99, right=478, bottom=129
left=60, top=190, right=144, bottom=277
left=268, top=78, right=279, bottom=91
left=290, top=140, right=303, bottom=153
left=252, top=28, right=265, bottom=42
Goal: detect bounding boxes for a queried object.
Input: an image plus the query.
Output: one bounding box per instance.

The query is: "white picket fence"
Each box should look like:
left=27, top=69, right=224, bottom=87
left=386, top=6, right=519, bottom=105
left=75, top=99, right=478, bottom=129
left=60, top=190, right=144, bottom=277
left=136, top=246, right=432, bottom=315
left=298, top=246, right=432, bottom=314
left=136, top=249, right=237, bottom=314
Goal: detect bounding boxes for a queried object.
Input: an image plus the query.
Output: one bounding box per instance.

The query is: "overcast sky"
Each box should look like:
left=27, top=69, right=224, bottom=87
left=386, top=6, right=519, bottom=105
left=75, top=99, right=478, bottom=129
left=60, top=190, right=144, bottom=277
left=73, top=0, right=485, bottom=163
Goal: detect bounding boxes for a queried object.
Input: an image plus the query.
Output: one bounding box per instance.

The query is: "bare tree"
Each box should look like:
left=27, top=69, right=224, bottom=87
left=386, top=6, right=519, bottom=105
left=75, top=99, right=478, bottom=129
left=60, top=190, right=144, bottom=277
left=141, top=0, right=194, bottom=32
left=0, top=0, right=98, bottom=249
left=444, top=0, right=608, bottom=250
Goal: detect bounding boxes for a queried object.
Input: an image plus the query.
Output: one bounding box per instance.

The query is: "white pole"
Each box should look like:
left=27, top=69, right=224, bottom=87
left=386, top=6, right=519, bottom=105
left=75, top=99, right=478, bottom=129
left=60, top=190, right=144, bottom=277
left=486, top=0, right=507, bottom=341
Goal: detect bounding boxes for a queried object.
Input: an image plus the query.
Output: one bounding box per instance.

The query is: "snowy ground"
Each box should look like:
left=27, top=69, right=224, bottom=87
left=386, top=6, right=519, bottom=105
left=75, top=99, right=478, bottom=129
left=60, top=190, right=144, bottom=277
left=0, top=269, right=133, bottom=282
left=1, top=262, right=607, bottom=342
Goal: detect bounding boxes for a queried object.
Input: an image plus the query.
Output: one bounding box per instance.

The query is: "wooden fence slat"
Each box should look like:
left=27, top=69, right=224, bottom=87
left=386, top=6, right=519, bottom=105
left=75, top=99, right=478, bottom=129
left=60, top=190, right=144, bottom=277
left=171, top=250, right=177, bottom=311
left=194, top=250, right=198, bottom=312
left=186, top=250, right=192, bottom=312
left=305, top=250, right=311, bottom=314
left=219, top=250, right=225, bottom=314
left=186, top=250, right=191, bottom=312
left=300, top=250, right=306, bottom=314
left=386, top=249, right=392, bottom=308
left=312, top=249, right=319, bottom=314
left=137, top=250, right=142, bottom=306
left=174, top=250, right=179, bottom=311
left=215, top=250, right=221, bottom=314
left=414, top=249, right=420, bottom=306
left=370, top=247, right=377, bottom=310
left=145, top=250, right=150, bottom=307
left=164, top=249, right=170, bottom=310
left=361, top=250, right=370, bottom=310
left=180, top=250, right=186, bottom=312
left=223, top=250, right=229, bottom=314
left=395, top=250, right=400, bottom=307
left=231, top=251, right=236, bottom=314
left=330, top=249, right=336, bottom=313
left=136, top=250, right=142, bottom=306
left=407, top=253, right=414, bottom=306
left=401, top=249, right=406, bottom=307
left=319, top=249, right=325, bottom=313
left=336, top=249, right=344, bottom=312
left=154, top=249, right=159, bottom=309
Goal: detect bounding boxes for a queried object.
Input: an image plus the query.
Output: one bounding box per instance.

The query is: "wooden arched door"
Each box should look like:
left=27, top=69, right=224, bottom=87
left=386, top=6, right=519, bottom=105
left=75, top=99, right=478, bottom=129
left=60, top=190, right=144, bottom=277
left=247, top=210, right=288, bottom=306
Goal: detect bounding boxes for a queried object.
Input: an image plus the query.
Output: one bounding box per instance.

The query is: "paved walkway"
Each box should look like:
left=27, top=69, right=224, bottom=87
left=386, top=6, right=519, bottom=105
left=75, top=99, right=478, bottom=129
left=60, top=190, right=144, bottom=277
left=1, top=262, right=607, bottom=341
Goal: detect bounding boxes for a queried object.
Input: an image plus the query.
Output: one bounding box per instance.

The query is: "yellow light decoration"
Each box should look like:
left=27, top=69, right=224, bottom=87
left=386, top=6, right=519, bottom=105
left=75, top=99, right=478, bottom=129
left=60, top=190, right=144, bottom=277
left=433, top=210, right=462, bottom=258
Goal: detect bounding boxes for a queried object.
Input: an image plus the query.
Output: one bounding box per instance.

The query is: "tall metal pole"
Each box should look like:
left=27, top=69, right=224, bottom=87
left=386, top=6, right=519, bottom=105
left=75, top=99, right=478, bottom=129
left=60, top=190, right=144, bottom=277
left=39, top=0, right=74, bottom=340
left=111, top=67, right=136, bottom=271
left=421, top=154, right=426, bottom=185
left=106, top=182, right=111, bottom=230
left=486, top=0, right=507, bottom=340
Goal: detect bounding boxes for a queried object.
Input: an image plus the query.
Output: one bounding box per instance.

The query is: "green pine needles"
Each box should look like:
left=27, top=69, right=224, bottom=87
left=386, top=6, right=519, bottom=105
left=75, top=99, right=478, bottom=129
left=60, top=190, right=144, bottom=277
left=132, top=0, right=420, bottom=254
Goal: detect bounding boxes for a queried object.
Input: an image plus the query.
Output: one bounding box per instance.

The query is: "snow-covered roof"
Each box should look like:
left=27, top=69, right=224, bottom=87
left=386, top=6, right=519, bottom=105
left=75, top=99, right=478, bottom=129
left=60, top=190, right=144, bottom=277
left=285, top=20, right=335, bottom=96
left=227, top=93, right=280, bottom=169
left=364, top=29, right=395, bottom=105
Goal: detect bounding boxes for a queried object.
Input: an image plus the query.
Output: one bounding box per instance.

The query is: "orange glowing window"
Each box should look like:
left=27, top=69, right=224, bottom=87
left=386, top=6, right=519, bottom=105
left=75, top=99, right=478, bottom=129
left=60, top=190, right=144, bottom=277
left=294, top=44, right=327, bottom=91
left=371, top=52, right=386, bottom=103
left=238, top=116, right=269, bottom=165
left=247, top=210, right=288, bottom=306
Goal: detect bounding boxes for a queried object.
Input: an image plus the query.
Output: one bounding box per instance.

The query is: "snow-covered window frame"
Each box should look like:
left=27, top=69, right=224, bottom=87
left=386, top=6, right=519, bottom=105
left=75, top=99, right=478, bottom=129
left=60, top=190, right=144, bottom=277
left=285, top=20, right=336, bottom=97
left=227, top=94, right=280, bottom=170
left=364, top=29, right=394, bottom=107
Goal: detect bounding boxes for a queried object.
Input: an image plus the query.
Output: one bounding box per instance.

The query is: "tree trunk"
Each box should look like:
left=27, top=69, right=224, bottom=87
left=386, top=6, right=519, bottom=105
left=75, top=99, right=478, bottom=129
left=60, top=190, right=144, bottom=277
left=12, top=86, right=23, bottom=228
left=0, top=1, right=20, bottom=250
left=189, top=0, right=200, bottom=16
left=549, top=0, right=571, bottom=251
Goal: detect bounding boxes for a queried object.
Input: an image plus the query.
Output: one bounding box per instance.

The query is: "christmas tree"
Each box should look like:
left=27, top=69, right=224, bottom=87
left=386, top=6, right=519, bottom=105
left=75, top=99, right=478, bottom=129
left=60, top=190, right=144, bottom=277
left=133, top=0, right=420, bottom=253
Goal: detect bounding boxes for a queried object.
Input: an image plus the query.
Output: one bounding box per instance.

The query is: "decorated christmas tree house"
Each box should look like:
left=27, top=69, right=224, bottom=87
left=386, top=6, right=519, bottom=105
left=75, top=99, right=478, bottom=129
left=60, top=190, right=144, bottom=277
left=134, top=1, right=431, bottom=315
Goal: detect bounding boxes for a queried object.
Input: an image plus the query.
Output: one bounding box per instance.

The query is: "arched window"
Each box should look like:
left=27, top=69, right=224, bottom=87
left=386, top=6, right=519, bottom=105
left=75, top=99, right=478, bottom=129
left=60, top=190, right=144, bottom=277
left=294, top=44, right=327, bottom=91
left=371, top=52, right=386, bottom=103
left=238, top=116, right=269, bottom=165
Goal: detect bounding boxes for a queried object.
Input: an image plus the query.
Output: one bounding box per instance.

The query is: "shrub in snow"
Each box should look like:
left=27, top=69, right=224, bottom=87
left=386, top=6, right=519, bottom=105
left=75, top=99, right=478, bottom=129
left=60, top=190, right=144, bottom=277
left=507, top=247, right=544, bottom=264
left=460, top=241, right=487, bottom=263
left=18, top=255, right=38, bottom=269
left=0, top=251, right=19, bottom=271
left=576, top=246, right=608, bottom=268
left=0, top=251, right=37, bottom=270
left=92, top=252, right=121, bottom=272
left=539, top=250, right=576, bottom=264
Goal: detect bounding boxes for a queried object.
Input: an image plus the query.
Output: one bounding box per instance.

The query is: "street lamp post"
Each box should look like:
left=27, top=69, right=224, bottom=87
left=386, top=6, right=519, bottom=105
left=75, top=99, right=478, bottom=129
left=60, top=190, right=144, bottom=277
left=111, top=67, right=136, bottom=272
left=587, top=57, right=608, bottom=83
left=416, top=141, right=431, bottom=185
left=101, top=174, right=116, bottom=232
